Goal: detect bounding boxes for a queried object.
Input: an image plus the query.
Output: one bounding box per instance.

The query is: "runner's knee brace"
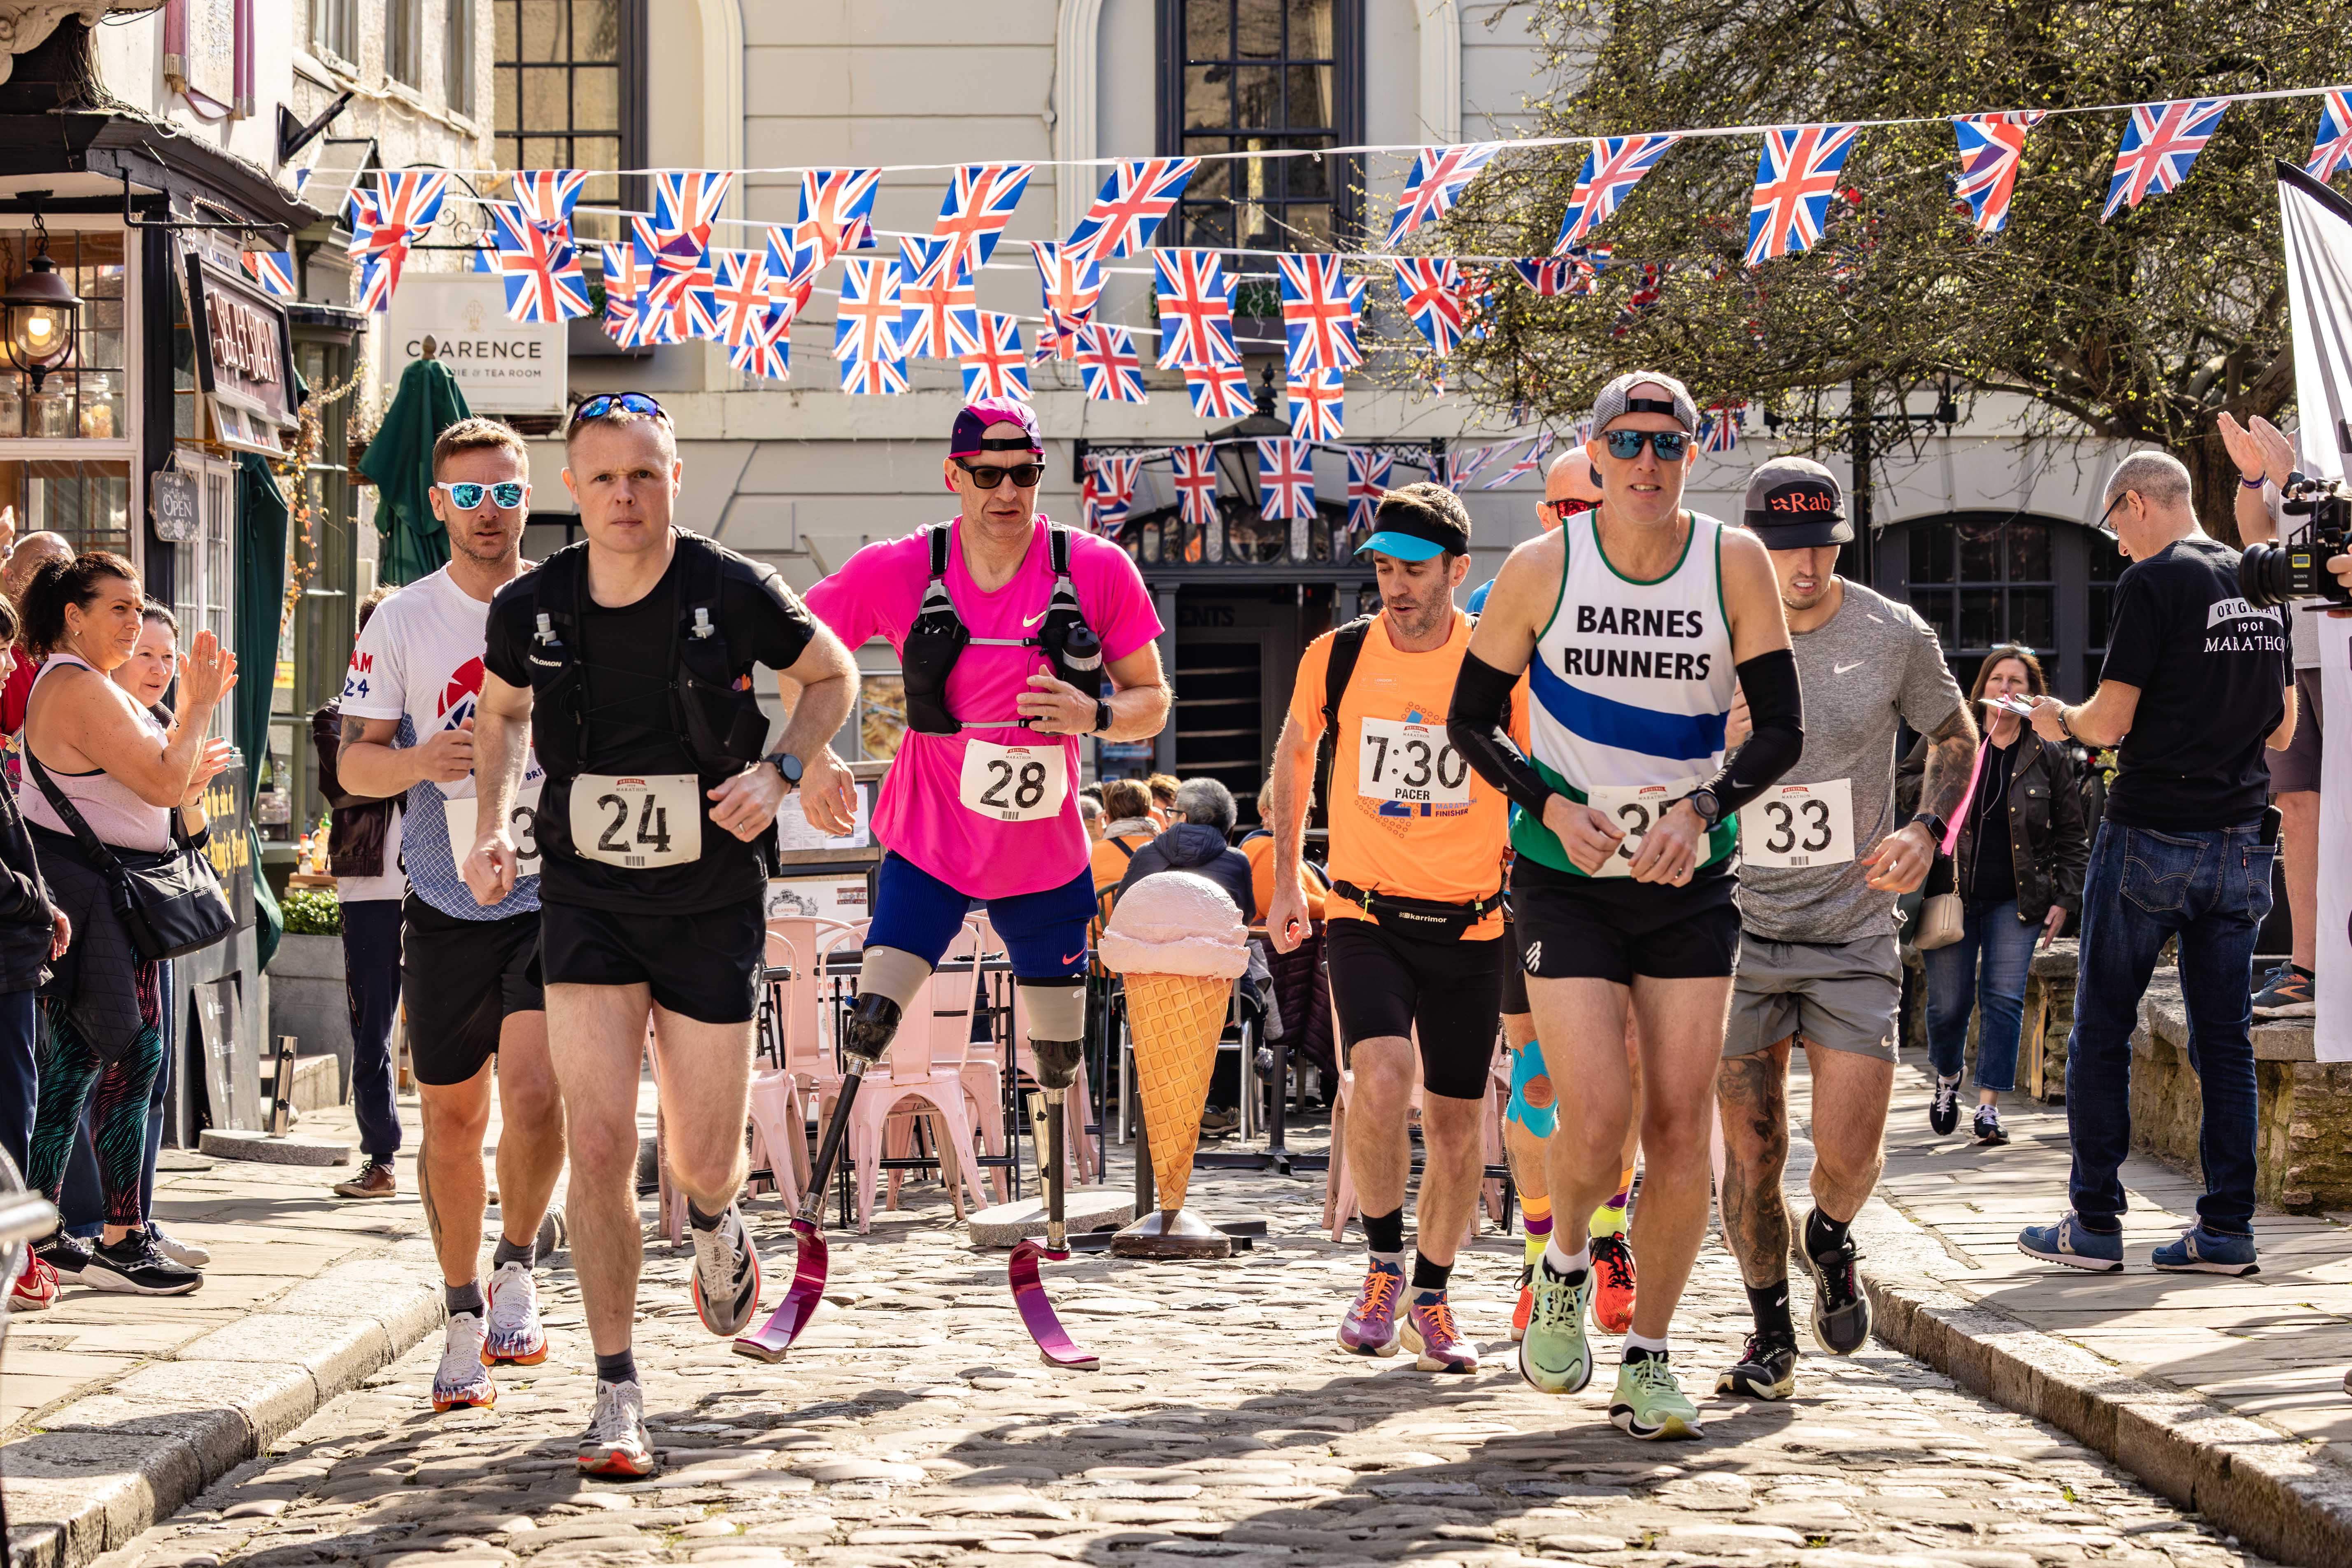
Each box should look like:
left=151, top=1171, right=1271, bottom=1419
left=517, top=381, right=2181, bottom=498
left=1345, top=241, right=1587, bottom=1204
left=845, top=946, right=936, bottom=1062
left=1021, top=979, right=1088, bottom=1090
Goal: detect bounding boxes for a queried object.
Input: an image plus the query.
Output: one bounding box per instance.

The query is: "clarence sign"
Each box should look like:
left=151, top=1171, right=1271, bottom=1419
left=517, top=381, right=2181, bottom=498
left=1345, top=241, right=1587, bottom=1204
left=383, top=273, right=567, bottom=414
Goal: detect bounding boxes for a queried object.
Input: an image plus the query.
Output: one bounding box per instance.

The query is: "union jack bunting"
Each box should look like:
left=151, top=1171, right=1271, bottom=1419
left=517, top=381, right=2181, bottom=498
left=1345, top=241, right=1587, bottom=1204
left=1950, top=114, right=2044, bottom=235
left=668, top=249, right=723, bottom=341
left=2310, top=90, right=2352, bottom=179
left=1509, top=254, right=1602, bottom=296
left=1152, top=249, right=1240, bottom=370
left=896, top=237, right=980, bottom=359
left=1483, top=433, right=1555, bottom=490
left=1393, top=258, right=1471, bottom=356
left=1746, top=124, right=1862, bottom=265
left=1444, top=443, right=1500, bottom=492
left=1065, top=157, right=1199, bottom=262
left=931, top=163, right=1033, bottom=272
left=354, top=249, right=403, bottom=313
left=709, top=249, right=777, bottom=351
left=618, top=222, right=682, bottom=347
left=1383, top=141, right=1506, bottom=248
left=761, top=227, right=820, bottom=324
left=1030, top=241, right=1106, bottom=359
left=2103, top=99, right=2229, bottom=220
left=509, top=169, right=588, bottom=229
left=1076, top=324, right=1147, bottom=403
left=351, top=170, right=449, bottom=258
left=1184, top=361, right=1255, bottom=420
left=1701, top=405, right=1745, bottom=453
left=1554, top=135, right=1680, bottom=250
left=1288, top=367, right=1345, bottom=442
left=481, top=202, right=592, bottom=323
left=1278, top=254, right=1364, bottom=374
left=652, top=170, right=735, bottom=251
left=728, top=301, right=791, bottom=382
left=958, top=312, right=1030, bottom=401
left=832, top=256, right=906, bottom=395
left=241, top=250, right=296, bottom=298
left=1345, top=447, right=1392, bottom=533
left=599, top=241, right=642, bottom=345
left=1257, top=438, right=1316, bottom=522
left=796, top=168, right=881, bottom=267
left=1613, top=261, right=1667, bottom=339
left=1170, top=444, right=1220, bottom=532
left=1082, top=454, right=1144, bottom=534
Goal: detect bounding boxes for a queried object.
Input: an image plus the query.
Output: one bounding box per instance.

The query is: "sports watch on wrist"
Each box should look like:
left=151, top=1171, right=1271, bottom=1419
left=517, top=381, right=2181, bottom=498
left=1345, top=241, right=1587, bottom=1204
left=1092, top=697, right=1113, bottom=736
left=1910, top=811, right=1948, bottom=846
left=1684, top=785, right=1724, bottom=828
left=768, top=752, right=804, bottom=788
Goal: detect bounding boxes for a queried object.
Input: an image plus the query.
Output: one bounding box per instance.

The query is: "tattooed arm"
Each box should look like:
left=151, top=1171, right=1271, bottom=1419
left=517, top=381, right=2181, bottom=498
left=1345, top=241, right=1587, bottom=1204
left=1863, top=703, right=1979, bottom=895
left=337, top=710, right=474, bottom=799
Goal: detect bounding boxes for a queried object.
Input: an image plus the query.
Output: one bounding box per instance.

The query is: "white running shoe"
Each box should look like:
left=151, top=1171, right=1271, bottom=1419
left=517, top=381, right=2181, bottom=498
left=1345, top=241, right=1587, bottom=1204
left=148, top=1223, right=210, bottom=1269
left=688, top=1201, right=760, bottom=1336
left=578, top=1378, right=658, bottom=1477
left=483, top=1259, right=547, bottom=1366
left=432, top=1311, right=496, bottom=1412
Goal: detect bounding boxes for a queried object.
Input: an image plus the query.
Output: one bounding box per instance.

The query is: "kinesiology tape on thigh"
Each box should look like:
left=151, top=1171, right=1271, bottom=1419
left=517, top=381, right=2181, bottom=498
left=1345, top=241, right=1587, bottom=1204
left=1021, top=978, right=1087, bottom=1089
left=843, top=945, right=936, bottom=1062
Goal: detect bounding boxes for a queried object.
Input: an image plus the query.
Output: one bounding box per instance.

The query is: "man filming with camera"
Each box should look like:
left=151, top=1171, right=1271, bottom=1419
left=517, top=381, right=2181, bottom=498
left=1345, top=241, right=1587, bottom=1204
left=2018, top=450, right=2294, bottom=1278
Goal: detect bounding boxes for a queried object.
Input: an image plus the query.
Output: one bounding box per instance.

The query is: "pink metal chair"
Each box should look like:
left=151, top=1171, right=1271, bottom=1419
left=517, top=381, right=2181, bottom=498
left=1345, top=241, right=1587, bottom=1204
left=743, top=930, right=808, bottom=1212
left=846, top=920, right=991, bottom=1231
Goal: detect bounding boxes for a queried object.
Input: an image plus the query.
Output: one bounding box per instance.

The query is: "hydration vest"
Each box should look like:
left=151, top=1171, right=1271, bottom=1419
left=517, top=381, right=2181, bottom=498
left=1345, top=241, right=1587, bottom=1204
left=519, top=530, right=773, bottom=781
left=900, top=521, right=1104, bottom=736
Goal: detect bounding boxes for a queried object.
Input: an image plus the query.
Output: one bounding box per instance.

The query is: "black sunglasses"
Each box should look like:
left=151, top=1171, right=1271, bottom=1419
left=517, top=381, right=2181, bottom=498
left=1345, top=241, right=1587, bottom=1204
left=571, top=392, right=668, bottom=425
left=1602, top=429, right=1692, bottom=462
left=436, top=480, right=526, bottom=511
left=956, top=458, right=1045, bottom=491
left=1542, top=496, right=1597, bottom=518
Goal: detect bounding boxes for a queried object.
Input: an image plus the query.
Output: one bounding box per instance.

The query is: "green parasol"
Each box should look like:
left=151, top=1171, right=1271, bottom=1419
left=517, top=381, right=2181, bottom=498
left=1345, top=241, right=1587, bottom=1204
left=235, top=453, right=287, bottom=972
left=361, top=356, right=471, bottom=586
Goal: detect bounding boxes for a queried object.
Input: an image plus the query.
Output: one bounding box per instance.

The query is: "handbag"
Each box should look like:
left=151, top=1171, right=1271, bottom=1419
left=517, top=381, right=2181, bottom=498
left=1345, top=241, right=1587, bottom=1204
left=1911, top=741, right=1988, bottom=952
left=26, top=748, right=236, bottom=962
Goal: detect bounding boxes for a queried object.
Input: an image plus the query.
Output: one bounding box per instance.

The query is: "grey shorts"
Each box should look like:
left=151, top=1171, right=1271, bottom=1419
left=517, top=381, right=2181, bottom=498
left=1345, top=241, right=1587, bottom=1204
left=2272, top=666, right=2324, bottom=794
left=1725, top=932, right=1901, bottom=1062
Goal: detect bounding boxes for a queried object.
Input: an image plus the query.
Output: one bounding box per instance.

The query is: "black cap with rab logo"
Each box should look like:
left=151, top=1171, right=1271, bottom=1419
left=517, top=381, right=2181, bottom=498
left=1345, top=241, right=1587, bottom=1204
left=1742, top=455, right=1852, bottom=548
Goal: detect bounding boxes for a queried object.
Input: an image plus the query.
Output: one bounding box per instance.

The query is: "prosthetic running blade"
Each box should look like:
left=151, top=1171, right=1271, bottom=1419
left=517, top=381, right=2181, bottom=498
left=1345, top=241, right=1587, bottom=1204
left=1009, top=1238, right=1097, bottom=1368
left=732, top=1063, right=866, bottom=1363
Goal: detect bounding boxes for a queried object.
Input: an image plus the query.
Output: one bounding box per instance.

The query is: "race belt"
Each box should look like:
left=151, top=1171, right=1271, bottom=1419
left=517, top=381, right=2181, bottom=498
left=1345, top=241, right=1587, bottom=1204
left=1330, top=879, right=1504, bottom=941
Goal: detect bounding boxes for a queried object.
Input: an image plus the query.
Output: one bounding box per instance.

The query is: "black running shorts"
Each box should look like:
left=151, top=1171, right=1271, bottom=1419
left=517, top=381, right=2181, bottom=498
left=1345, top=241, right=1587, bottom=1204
left=1509, top=856, right=1742, bottom=985
left=1500, top=920, right=1530, bottom=1015
left=402, top=895, right=545, bottom=1087
left=539, top=899, right=764, bottom=1025
left=1324, top=918, right=1504, bottom=1100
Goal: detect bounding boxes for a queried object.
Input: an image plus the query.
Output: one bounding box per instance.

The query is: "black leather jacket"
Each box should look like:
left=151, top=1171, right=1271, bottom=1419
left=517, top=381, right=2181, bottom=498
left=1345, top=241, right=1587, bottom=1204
left=1901, top=732, right=2089, bottom=925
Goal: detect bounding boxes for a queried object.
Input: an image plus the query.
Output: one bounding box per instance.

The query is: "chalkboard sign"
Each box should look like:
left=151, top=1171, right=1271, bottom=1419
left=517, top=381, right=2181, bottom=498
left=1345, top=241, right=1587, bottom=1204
left=151, top=466, right=200, bottom=543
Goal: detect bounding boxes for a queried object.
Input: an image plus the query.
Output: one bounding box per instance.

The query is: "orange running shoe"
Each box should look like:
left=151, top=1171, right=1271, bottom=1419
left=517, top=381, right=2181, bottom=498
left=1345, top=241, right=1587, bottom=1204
left=1591, top=1229, right=1637, bottom=1335
left=1510, top=1262, right=1534, bottom=1342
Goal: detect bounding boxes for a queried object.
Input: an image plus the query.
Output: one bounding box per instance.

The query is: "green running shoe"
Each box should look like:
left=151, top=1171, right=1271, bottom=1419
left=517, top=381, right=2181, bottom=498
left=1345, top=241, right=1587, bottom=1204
left=1610, top=1354, right=1703, bottom=1441
left=1515, top=1263, right=1593, bottom=1394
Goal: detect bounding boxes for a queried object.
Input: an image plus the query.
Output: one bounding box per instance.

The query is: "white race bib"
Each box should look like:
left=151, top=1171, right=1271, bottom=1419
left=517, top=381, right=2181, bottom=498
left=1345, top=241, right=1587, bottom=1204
left=1585, top=777, right=1701, bottom=879
left=569, top=773, right=702, bottom=869
left=1356, top=716, right=1473, bottom=807
left=442, top=777, right=546, bottom=875
left=957, top=738, right=1069, bottom=822
left=1739, top=779, right=1856, bottom=869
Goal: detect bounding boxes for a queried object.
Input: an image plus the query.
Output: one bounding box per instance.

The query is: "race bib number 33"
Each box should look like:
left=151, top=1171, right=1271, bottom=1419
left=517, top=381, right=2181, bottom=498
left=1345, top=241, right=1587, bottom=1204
left=958, top=739, right=1069, bottom=822
left=571, top=774, right=702, bottom=869
left=1739, top=778, right=1856, bottom=869
left=1356, top=716, right=1472, bottom=807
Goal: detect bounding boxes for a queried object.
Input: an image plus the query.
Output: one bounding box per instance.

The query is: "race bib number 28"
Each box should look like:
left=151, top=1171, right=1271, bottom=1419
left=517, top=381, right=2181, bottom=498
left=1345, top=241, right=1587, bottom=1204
left=958, top=739, right=1069, bottom=822
left=1739, top=778, right=1856, bottom=869
left=570, top=774, right=702, bottom=869
left=1356, top=716, right=1472, bottom=807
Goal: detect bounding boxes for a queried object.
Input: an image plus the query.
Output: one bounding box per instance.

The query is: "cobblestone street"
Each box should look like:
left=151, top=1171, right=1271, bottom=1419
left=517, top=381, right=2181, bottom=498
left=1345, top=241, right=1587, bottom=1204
left=91, top=1154, right=2267, bottom=1568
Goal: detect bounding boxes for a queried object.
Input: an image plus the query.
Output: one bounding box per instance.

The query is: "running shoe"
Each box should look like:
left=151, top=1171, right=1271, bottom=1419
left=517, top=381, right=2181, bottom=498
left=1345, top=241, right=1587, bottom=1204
left=2252, top=962, right=2317, bottom=1019
left=1337, top=1260, right=1404, bottom=1356
left=148, top=1223, right=210, bottom=1269
left=333, top=1162, right=397, bottom=1200
left=1591, top=1230, right=1637, bottom=1335
left=579, top=1378, right=659, bottom=1478
left=1611, top=1354, right=1703, bottom=1440
left=1972, top=1104, right=2009, bottom=1146
left=1930, top=1074, right=1961, bottom=1135
left=8, top=1254, right=57, bottom=1311
left=1798, top=1213, right=1870, bottom=1356
left=433, top=1313, right=496, bottom=1412
left=483, top=1258, right=548, bottom=1365
left=2151, top=1223, right=2260, bottom=1277
left=32, top=1231, right=89, bottom=1283
left=1714, top=1332, right=1799, bottom=1401
left=1401, top=1292, right=1479, bottom=1373
left=82, top=1232, right=201, bottom=1295
left=1517, top=1262, right=1593, bottom=1395
left=2017, top=1212, right=2123, bottom=1272
left=687, top=1201, right=761, bottom=1337
left=1510, top=1263, right=1533, bottom=1344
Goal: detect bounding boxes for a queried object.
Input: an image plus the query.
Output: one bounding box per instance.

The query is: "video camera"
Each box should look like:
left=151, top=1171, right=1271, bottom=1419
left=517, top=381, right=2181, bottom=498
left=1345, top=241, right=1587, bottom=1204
left=2239, top=475, right=2352, bottom=608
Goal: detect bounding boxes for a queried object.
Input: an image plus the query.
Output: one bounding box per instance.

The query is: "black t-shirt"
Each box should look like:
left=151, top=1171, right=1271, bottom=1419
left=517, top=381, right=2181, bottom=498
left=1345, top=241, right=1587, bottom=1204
left=484, top=540, right=818, bottom=913
left=2099, top=536, right=2288, bottom=830
left=1966, top=738, right=2018, bottom=904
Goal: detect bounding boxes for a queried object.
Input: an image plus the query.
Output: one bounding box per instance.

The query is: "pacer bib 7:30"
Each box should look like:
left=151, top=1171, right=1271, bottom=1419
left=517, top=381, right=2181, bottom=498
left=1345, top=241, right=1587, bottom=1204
left=958, top=738, right=1069, bottom=823
left=570, top=773, right=702, bottom=869
left=1357, top=715, right=1472, bottom=807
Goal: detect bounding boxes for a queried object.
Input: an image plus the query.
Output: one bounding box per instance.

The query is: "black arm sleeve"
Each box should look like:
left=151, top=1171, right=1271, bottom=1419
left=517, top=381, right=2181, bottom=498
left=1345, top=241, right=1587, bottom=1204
left=1446, top=650, right=1557, bottom=818
left=1703, top=647, right=1804, bottom=815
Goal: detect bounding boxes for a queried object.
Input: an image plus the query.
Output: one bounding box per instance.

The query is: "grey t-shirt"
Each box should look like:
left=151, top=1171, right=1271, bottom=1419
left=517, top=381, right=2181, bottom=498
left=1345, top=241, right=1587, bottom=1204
left=1736, top=580, right=1966, bottom=943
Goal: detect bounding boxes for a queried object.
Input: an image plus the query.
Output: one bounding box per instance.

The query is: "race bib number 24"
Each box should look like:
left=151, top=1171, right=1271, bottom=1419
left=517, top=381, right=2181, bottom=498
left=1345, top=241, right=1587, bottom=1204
left=571, top=773, right=702, bottom=869
left=958, top=739, right=1069, bottom=822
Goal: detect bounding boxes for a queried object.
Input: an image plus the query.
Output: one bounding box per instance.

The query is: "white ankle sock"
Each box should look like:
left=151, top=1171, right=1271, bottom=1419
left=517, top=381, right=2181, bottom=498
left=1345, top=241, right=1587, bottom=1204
left=1543, top=1238, right=1590, bottom=1280
left=1624, top=1330, right=1670, bottom=1357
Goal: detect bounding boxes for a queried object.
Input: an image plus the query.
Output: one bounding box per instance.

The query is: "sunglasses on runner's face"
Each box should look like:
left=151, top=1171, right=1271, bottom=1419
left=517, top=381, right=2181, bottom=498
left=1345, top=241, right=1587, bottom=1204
left=1543, top=497, right=1597, bottom=519
left=956, top=459, right=1045, bottom=491
left=436, top=480, right=526, bottom=510
left=1602, top=429, right=1691, bottom=462
left=571, top=392, right=668, bottom=424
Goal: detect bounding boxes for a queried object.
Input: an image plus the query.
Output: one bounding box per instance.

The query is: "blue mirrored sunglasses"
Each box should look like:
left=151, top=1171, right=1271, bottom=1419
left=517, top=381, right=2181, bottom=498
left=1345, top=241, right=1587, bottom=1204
left=1602, top=429, right=1691, bottom=462
left=571, top=392, right=667, bottom=423
left=437, top=480, right=526, bottom=510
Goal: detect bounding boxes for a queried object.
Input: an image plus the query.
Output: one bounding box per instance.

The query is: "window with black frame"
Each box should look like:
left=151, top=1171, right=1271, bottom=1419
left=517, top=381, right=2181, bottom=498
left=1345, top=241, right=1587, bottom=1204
left=1897, top=514, right=2127, bottom=699
left=1159, top=0, right=1362, bottom=268
left=494, top=0, right=642, bottom=243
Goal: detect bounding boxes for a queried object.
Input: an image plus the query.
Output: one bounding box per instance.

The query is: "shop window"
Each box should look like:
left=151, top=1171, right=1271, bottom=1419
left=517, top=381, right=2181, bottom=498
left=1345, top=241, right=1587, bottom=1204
left=494, top=0, right=642, bottom=243
left=0, top=461, right=130, bottom=555
left=0, top=229, right=126, bottom=443
left=445, top=0, right=477, bottom=114
left=386, top=0, right=423, bottom=86
left=175, top=454, right=237, bottom=741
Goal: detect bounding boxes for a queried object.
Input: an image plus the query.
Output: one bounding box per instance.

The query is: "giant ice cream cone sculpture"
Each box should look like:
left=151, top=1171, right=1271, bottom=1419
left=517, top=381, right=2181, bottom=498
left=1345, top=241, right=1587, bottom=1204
left=1099, top=872, right=1250, bottom=1259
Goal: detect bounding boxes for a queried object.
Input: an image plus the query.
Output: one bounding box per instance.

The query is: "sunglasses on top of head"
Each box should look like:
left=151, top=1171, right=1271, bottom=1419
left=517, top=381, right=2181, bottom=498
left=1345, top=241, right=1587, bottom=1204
left=570, top=392, right=668, bottom=425
left=1601, top=429, right=1691, bottom=462
left=436, top=480, right=526, bottom=511
left=955, top=458, right=1046, bottom=491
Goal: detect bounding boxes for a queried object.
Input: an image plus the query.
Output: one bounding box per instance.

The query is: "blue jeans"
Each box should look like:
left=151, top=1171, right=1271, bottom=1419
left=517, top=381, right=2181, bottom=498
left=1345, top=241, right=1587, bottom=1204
left=1923, top=899, right=2040, bottom=1093
left=341, top=899, right=405, bottom=1162
left=2066, top=820, right=2273, bottom=1236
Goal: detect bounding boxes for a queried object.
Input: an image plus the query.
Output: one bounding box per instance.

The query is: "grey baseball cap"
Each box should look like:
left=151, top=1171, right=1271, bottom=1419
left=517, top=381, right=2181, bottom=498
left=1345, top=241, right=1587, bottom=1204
left=1743, top=455, right=1851, bottom=548
left=1591, top=370, right=1699, bottom=433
